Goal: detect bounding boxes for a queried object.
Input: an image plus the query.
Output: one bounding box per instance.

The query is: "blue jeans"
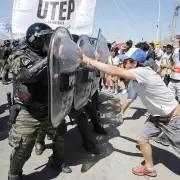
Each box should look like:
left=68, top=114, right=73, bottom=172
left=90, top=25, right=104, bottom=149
left=128, top=80, right=137, bottom=100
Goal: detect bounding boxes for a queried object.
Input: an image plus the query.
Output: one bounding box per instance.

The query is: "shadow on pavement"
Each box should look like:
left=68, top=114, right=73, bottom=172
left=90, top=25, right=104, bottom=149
left=22, top=93, right=122, bottom=179
left=65, top=93, right=122, bottom=173
left=124, top=107, right=147, bottom=120
left=0, top=103, right=8, bottom=114
left=116, top=135, right=180, bottom=175
left=0, top=115, right=10, bottom=141
left=24, top=164, right=61, bottom=180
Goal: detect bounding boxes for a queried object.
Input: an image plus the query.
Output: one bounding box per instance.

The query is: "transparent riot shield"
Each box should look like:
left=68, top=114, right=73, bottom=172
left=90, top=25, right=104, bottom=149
left=48, top=27, right=80, bottom=128
left=95, top=29, right=109, bottom=64
left=73, top=35, right=95, bottom=110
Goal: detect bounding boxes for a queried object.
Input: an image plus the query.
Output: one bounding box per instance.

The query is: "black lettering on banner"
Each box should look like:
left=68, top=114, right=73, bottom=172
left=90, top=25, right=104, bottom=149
left=59, top=1, right=67, bottom=20
left=50, top=1, right=59, bottom=20
left=37, top=0, right=75, bottom=22
left=37, top=0, right=49, bottom=19
left=67, top=0, right=75, bottom=20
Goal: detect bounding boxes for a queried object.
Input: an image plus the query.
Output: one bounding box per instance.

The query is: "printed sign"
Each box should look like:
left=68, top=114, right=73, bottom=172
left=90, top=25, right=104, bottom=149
left=12, top=0, right=97, bottom=38
left=155, top=41, right=160, bottom=48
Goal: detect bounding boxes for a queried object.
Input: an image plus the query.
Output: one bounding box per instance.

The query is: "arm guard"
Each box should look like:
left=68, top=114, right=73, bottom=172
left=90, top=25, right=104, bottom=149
left=20, top=57, right=47, bottom=83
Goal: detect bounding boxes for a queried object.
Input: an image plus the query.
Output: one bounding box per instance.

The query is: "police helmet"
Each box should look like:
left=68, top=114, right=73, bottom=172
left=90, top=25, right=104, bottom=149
left=26, top=22, right=53, bottom=52
left=4, top=39, right=11, bottom=47
left=12, top=39, right=20, bottom=47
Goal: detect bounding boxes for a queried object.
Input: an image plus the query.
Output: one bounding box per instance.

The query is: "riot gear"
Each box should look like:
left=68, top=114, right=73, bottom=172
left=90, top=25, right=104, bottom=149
left=48, top=26, right=79, bottom=128
left=4, top=39, right=11, bottom=47
left=12, top=40, right=27, bottom=53
left=12, top=39, right=20, bottom=47
left=8, top=23, right=72, bottom=180
left=26, top=22, right=53, bottom=53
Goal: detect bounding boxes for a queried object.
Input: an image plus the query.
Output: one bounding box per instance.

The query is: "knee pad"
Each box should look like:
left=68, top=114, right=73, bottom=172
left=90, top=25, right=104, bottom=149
left=9, top=138, right=35, bottom=175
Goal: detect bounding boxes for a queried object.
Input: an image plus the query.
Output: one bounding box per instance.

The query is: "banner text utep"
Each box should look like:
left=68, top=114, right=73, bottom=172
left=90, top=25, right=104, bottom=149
left=37, top=0, right=75, bottom=21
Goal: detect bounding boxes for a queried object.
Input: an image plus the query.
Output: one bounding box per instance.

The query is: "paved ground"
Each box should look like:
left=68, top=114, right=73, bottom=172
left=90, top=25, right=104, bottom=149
left=0, top=83, right=180, bottom=180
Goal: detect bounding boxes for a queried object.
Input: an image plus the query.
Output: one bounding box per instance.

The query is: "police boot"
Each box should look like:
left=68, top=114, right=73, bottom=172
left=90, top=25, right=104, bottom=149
left=50, top=134, right=72, bottom=173
left=8, top=173, right=22, bottom=180
left=78, top=112, right=100, bottom=155
left=35, top=130, right=46, bottom=155
left=8, top=156, right=24, bottom=180
left=49, top=155, right=72, bottom=173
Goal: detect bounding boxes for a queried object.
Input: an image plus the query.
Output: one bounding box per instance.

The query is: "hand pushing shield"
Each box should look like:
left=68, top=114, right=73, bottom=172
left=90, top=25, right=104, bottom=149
left=48, top=27, right=80, bottom=128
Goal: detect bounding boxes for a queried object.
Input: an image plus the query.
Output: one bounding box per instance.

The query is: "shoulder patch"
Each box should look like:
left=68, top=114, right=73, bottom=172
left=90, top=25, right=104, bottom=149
left=21, top=58, right=32, bottom=67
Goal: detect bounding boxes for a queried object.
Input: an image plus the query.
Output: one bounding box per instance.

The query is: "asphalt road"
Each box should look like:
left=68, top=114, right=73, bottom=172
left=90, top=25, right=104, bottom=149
left=0, top=83, right=180, bottom=180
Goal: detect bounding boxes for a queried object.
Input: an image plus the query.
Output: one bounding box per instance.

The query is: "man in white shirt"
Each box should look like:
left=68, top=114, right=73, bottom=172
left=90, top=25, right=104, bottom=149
left=168, top=47, right=180, bottom=101
left=78, top=47, right=180, bottom=177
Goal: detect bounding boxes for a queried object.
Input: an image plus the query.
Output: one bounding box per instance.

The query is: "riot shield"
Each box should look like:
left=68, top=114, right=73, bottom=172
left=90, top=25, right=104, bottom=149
left=73, top=35, right=95, bottom=110
left=95, top=29, right=109, bottom=64
left=48, top=27, right=80, bottom=128
left=87, top=36, right=100, bottom=96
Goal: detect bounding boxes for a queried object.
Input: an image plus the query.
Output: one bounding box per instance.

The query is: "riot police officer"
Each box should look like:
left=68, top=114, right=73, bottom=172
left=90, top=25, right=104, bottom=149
left=1, top=39, right=12, bottom=84
left=8, top=22, right=71, bottom=180
left=12, top=39, right=20, bottom=48
left=34, top=34, right=106, bottom=157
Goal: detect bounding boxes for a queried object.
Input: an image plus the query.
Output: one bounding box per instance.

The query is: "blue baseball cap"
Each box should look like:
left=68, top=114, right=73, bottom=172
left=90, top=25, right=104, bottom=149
left=118, top=48, right=147, bottom=63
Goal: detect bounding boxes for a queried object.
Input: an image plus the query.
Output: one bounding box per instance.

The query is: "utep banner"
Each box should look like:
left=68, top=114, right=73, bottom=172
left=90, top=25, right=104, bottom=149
left=12, top=0, right=97, bottom=38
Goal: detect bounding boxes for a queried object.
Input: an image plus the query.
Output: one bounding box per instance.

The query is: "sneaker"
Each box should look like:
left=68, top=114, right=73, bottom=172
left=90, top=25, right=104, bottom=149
left=132, top=165, right=157, bottom=177
left=122, top=89, right=127, bottom=94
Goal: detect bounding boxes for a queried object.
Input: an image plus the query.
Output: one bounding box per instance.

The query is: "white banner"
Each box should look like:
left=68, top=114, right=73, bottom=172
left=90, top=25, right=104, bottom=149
left=12, top=0, right=97, bottom=39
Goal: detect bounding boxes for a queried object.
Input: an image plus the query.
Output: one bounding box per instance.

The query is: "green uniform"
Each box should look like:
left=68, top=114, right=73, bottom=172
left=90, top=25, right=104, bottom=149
left=8, top=49, right=68, bottom=179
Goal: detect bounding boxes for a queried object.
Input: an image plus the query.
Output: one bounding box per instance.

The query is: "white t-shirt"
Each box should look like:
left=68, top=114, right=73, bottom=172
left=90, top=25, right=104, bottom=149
left=108, top=56, right=120, bottom=66
left=155, top=48, right=164, bottom=60
left=130, top=67, right=178, bottom=116
left=171, top=48, right=180, bottom=80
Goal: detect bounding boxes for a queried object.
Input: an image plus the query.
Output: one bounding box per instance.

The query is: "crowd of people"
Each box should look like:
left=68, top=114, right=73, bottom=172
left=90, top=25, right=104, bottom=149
left=101, top=40, right=180, bottom=119
left=0, top=22, right=180, bottom=179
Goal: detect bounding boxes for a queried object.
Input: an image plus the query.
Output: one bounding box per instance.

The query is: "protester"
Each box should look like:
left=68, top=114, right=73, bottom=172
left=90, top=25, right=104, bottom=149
left=168, top=46, right=180, bottom=102
left=78, top=47, right=180, bottom=177
left=120, top=42, right=158, bottom=121
left=106, top=47, right=120, bottom=94
left=155, top=45, right=166, bottom=66
left=120, top=40, right=133, bottom=94
left=158, top=43, right=173, bottom=85
left=126, top=40, right=133, bottom=51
